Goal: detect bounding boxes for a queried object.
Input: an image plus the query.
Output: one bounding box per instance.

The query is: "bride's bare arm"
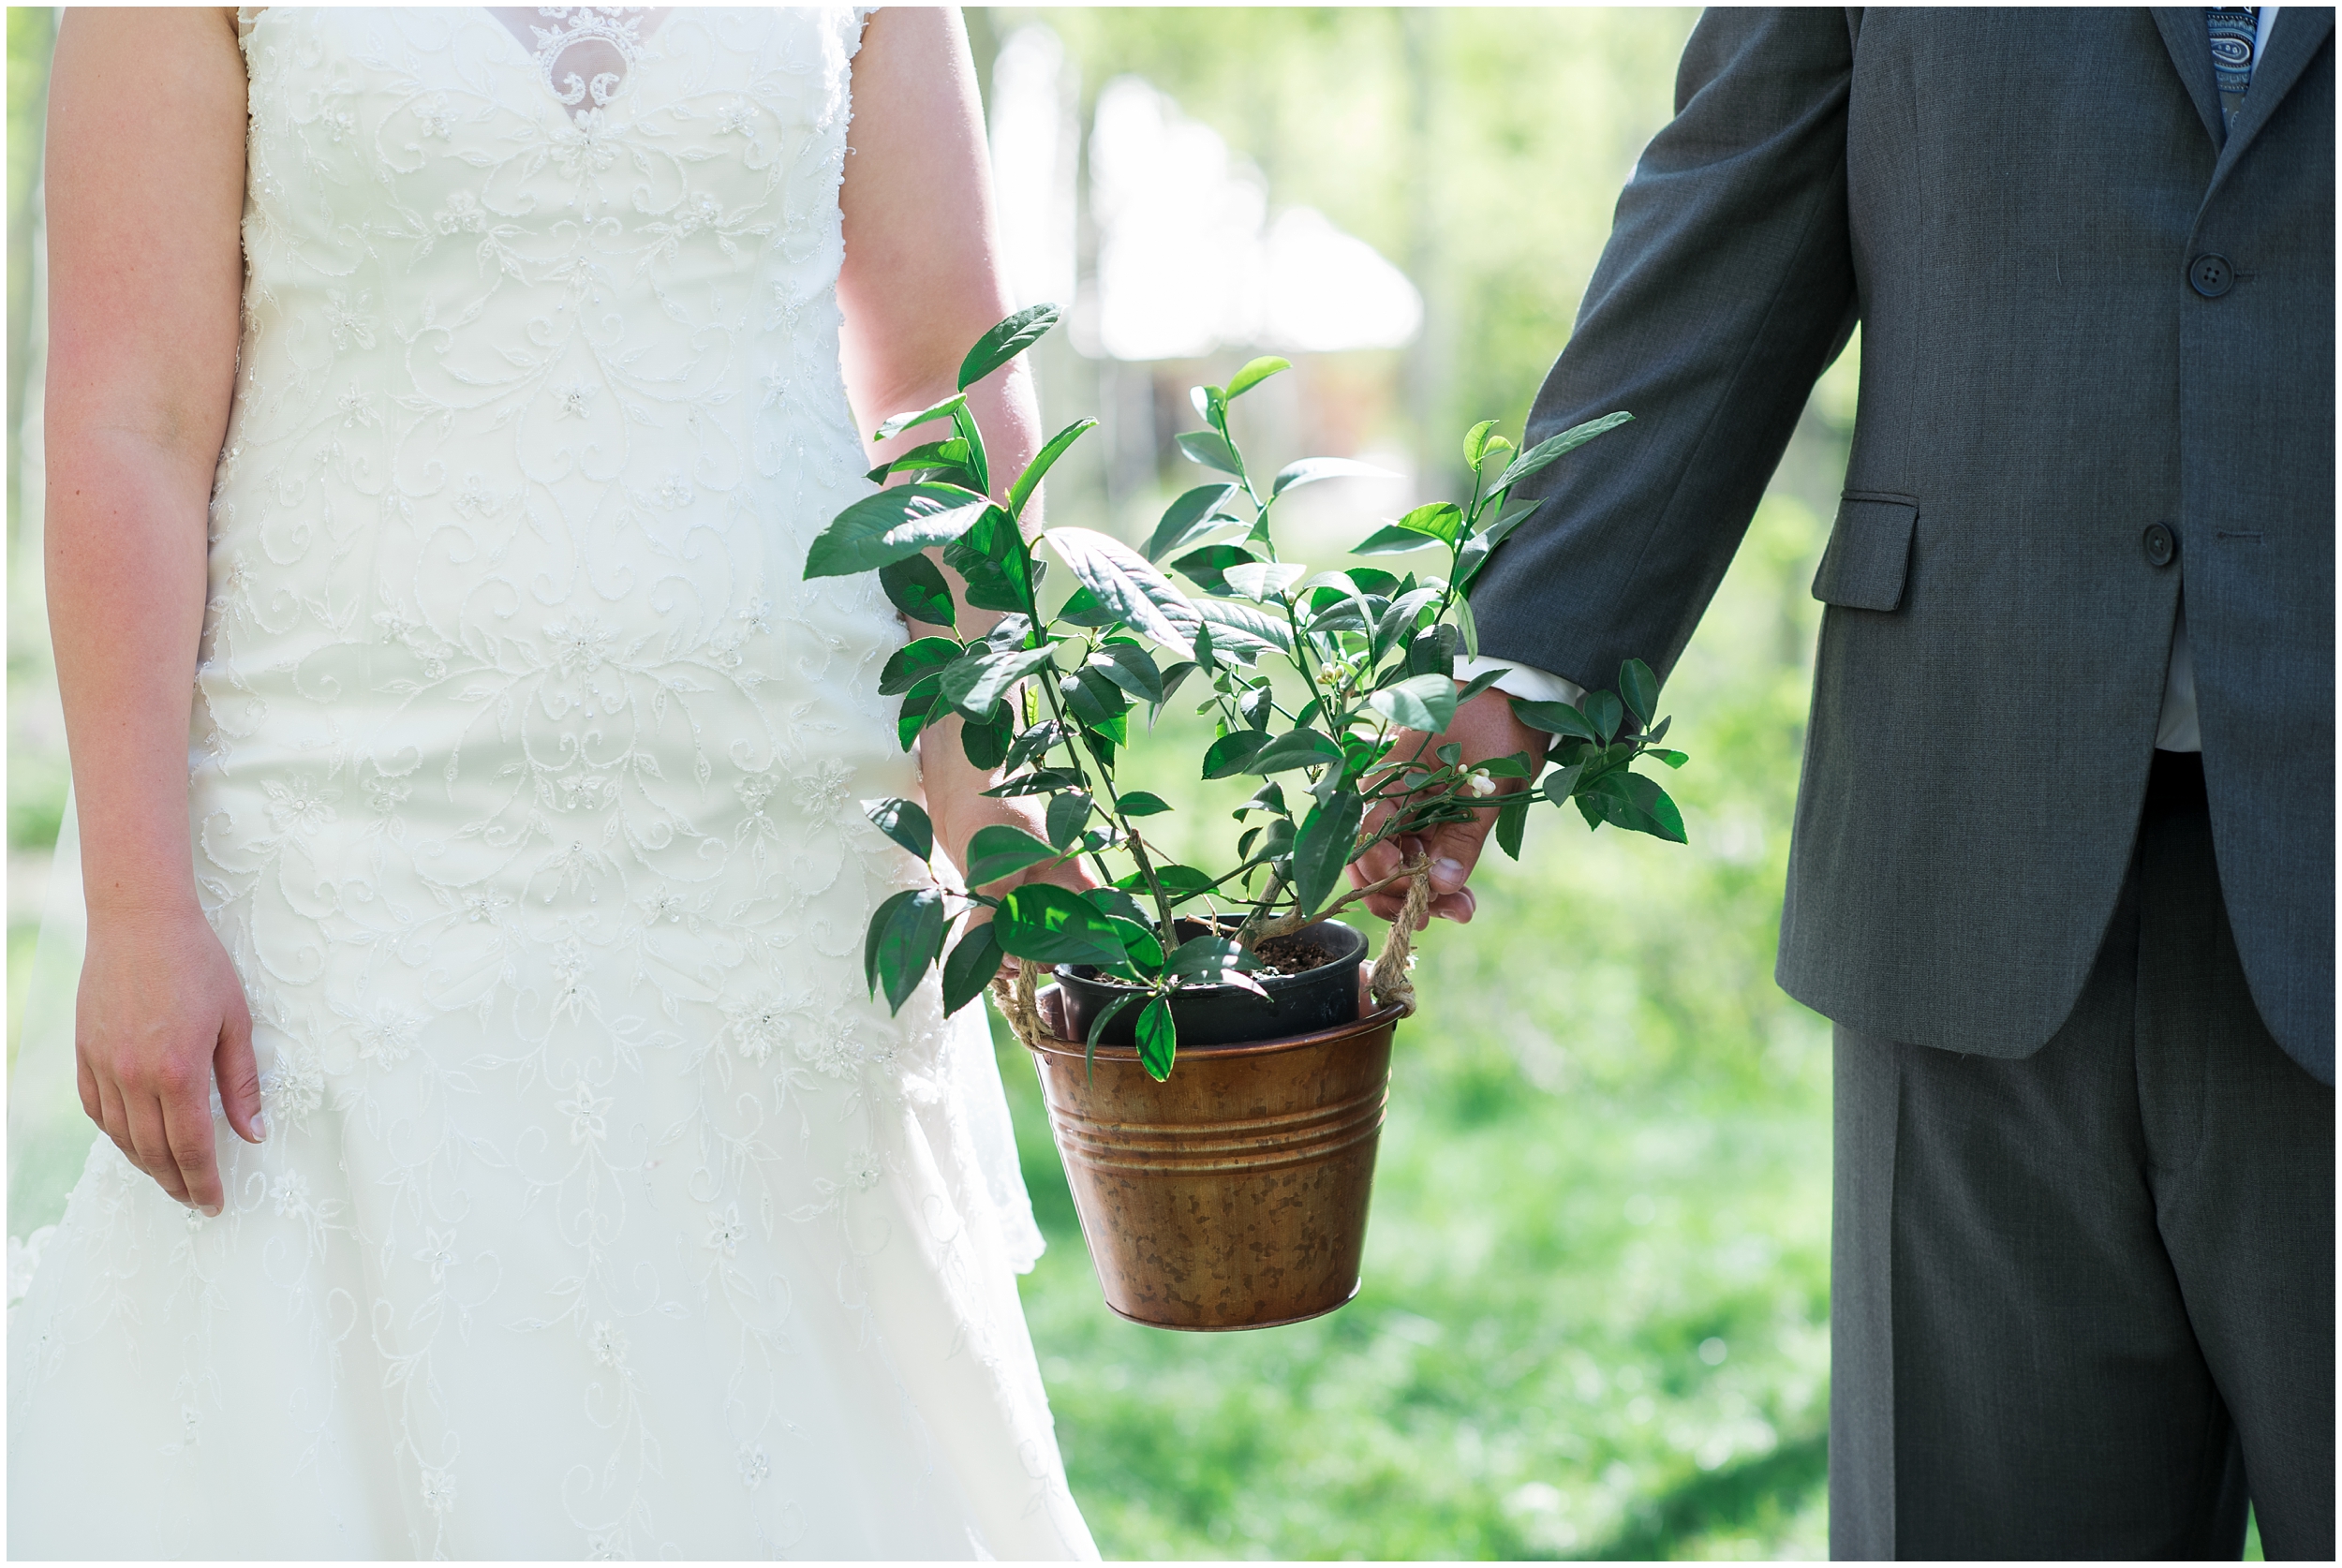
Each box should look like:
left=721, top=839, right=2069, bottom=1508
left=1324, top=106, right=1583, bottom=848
left=836, top=7, right=1087, bottom=900
left=45, top=7, right=262, bottom=1214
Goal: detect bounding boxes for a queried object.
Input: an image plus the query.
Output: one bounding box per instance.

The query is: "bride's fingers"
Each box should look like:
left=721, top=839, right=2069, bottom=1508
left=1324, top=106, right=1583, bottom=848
left=162, top=1087, right=224, bottom=1216
left=215, top=998, right=265, bottom=1146
left=76, top=1050, right=101, bottom=1127
left=93, top=1072, right=138, bottom=1170
left=123, top=1092, right=190, bottom=1206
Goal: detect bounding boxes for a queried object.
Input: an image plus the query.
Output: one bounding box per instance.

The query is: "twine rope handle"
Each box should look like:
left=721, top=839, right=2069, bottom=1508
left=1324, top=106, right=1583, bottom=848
left=1368, top=853, right=1433, bottom=1018
left=989, top=952, right=1045, bottom=1052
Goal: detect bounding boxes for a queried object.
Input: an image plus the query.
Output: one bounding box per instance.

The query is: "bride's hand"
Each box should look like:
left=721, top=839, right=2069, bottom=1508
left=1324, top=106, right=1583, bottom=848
left=75, top=905, right=264, bottom=1216
left=918, top=716, right=1102, bottom=912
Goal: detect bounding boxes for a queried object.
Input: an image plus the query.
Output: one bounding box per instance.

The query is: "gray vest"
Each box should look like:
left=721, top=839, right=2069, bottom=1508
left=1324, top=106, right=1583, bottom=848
left=1472, top=7, right=2335, bottom=1081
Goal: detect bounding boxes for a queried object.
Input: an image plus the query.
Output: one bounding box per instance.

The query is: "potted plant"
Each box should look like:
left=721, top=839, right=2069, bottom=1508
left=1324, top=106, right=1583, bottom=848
left=804, top=307, right=1689, bottom=1329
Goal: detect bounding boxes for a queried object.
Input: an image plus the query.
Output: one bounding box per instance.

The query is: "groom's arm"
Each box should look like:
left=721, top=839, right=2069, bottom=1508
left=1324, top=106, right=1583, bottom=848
left=1475, top=7, right=1859, bottom=689
left=1357, top=8, right=1860, bottom=923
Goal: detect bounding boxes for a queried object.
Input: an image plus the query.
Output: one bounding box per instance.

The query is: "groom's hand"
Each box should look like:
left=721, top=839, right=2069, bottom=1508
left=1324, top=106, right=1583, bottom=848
left=1350, top=688, right=1548, bottom=928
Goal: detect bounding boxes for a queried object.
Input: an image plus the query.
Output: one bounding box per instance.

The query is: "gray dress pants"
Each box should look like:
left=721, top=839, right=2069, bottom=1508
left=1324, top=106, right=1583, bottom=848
left=1830, top=753, right=2335, bottom=1560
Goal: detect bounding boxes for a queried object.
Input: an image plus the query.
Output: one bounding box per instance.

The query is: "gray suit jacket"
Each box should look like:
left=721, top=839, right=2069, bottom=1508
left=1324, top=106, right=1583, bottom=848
left=1473, top=7, right=2335, bottom=1082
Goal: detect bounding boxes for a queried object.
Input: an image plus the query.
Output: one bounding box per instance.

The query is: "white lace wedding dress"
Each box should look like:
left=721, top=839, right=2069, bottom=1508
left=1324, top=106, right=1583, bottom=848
left=7, top=7, right=1096, bottom=1559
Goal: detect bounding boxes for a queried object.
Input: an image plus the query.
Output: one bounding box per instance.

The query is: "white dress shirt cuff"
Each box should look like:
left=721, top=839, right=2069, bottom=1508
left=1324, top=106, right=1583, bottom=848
left=1454, top=654, right=1587, bottom=710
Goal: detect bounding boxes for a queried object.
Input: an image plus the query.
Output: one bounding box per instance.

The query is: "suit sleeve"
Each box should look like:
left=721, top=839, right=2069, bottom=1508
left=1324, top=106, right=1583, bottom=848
left=1471, top=7, right=1859, bottom=693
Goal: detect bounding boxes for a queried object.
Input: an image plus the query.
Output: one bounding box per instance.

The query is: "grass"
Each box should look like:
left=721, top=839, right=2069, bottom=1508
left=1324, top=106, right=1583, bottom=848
left=990, top=476, right=1843, bottom=1559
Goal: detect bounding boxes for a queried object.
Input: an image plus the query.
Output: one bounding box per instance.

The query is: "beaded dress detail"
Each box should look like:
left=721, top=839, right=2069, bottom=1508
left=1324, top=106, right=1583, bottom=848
left=7, top=8, right=1094, bottom=1560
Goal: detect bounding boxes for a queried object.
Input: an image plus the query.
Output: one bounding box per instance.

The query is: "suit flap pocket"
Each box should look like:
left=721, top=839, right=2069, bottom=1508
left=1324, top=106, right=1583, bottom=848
left=1811, top=495, right=1917, bottom=612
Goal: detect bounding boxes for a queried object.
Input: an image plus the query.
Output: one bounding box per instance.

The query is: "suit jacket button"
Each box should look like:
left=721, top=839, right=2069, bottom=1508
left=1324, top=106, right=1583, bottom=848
left=2189, top=254, right=2235, bottom=297
left=2143, top=524, right=2177, bottom=567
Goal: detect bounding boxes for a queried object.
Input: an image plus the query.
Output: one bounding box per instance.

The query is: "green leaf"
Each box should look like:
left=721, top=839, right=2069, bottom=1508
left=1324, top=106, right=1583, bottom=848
left=1045, top=790, right=1092, bottom=851
left=994, top=882, right=1127, bottom=967
left=1193, top=599, right=1293, bottom=661
left=1366, top=673, right=1459, bottom=733
left=1223, top=560, right=1307, bottom=602
left=1272, top=456, right=1400, bottom=496
left=865, top=887, right=946, bottom=1013
left=874, top=392, right=970, bottom=442
left=1490, top=409, right=1634, bottom=494
left=1353, top=524, right=1441, bottom=556
left=1171, top=542, right=1259, bottom=597
left=1144, top=483, right=1242, bottom=563
left=959, top=707, right=1014, bottom=769
left=1106, top=916, right=1164, bottom=973
left=1481, top=496, right=1544, bottom=550
left=1225, top=356, right=1291, bottom=399
left=870, top=438, right=979, bottom=489
left=1162, top=934, right=1265, bottom=984
left=1578, top=771, right=1687, bottom=844
left=1054, top=585, right=1119, bottom=629
left=1290, top=788, right=1366, bottom=920
left=1202, top=729, right=1272, bottom=778
left=1652, top=749, right=1689, bottom=768
left=1405, top=624, right=1460, bottom=679
left=940, top=643, right=1058, bottom=721
left=1452, top=669, right=1508, bottom=706
left=1233, top=780, right=1289, bottom=820
left=1135, top=997, right=1178, bottom=1081
left=1117, top=791, right=1173, bottom=817
left=1001, top=720, right=1072, bottom=774
left=1543, top=760, right=1585, bottom=806
left=878, top=555, right=956, bottom=629
left=1176, top=430, right=1244, bottom=476
left=1085, top=995, right=1143, bottom=1080
left=1007, top=416, right=1098, bottom=518
left=1083, top=886, right=1152, bottom=925
left=1494, top=793, right=1532, bottom=860
left=863, top=797, right=933, bottom=862
left=897, top=688, right=940, bottom=750
left=1392, top=501, right=1464, bottom=546
left=942, top=506, right=1037, bottom=615
left=1045, top=527, right=1202, bottom=658
left=1119, top=864, right=1216, bottom=901
left=963, top=823, right=1060, bottom=888
left=956, top=303, right=1060, bottom=391
left=878, top=636, right=961, bottom=696
left=1246, top=729, right=1347, bottom=775
left=941, top=919, right=1004, bottom=1014
left=1091, top=641, right=1164, bottom=704
left=805, top=485, right=995, bottom=580
left=984, top=767, right=1083, bottom=798
left=1463, top=419, right=1499, bottom=470
left=1583, top=689, right=1624, bottom=743
left=1511, top=698, right=1603, bottom=744
left=1619, top=658, right=1659, bottom=727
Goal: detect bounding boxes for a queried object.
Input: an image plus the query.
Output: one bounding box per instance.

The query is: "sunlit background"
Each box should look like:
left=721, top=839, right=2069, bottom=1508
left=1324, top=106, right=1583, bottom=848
left=10, top=8, right=1860, bottom=1557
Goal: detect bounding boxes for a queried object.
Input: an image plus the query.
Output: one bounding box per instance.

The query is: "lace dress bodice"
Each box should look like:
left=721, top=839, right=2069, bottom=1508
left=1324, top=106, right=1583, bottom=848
left=8, top=9, right=1093, bottom=1560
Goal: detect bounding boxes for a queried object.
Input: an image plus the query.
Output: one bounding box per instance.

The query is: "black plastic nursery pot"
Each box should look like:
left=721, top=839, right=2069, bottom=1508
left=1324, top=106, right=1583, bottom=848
left=1053, top=917, right=1368, bottom=1046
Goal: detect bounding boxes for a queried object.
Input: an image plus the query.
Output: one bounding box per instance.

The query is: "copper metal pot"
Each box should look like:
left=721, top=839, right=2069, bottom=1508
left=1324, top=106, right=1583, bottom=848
left=1025, top=986, right=1402, bottom=1331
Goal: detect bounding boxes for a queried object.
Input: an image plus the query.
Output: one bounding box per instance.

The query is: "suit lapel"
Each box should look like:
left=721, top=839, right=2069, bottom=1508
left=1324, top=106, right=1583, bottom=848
left=2212, top=7, right=2336, bottom=181
left=2153, top=7, right=2227, bottom=149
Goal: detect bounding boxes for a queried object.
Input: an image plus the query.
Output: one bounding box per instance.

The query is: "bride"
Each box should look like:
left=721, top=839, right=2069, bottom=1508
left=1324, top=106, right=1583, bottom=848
left=11, top=6, right=1098, bottom=1558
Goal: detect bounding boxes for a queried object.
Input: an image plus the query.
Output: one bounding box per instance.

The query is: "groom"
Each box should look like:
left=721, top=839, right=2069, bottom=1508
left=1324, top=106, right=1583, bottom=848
left=1356, top=8, right=2333, bottom=1559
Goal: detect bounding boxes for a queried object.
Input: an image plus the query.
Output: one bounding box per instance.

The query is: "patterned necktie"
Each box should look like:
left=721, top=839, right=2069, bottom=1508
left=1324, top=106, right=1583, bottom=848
left=2207, top=7, right=2261, bottom=128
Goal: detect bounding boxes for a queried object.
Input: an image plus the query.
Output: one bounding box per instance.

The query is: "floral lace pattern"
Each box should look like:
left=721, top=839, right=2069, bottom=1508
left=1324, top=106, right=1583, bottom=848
left=7, top=9, right=1089, bottom=1561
